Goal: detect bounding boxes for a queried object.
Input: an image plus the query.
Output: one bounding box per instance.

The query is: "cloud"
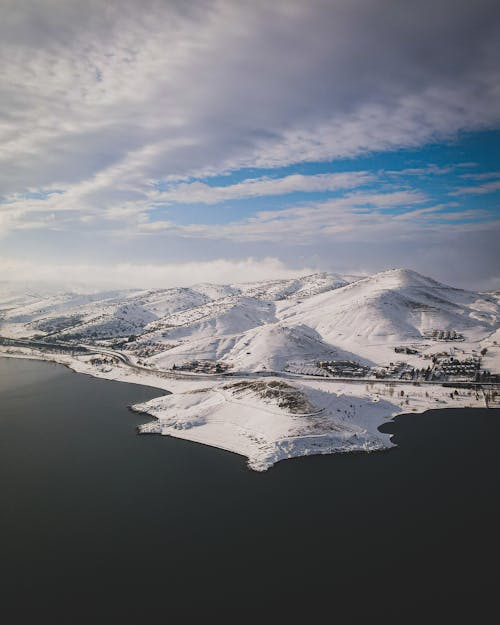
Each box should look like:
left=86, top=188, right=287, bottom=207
left=0, top=170, right=374, bottom=236
left=1, top=0, right=499, bottom=196
left=451, top=178, right=500, bottom=195
left=1, top=1, right=500, bottom=290
left=384, top=164, right=456, bottom=176
left=150, top=171, right=374, bottom=204
left=132, top=192, right=497, bottom=249
left=460, top=170, right=500, bottom=180
left=147, top=190, right=434, bottom=243
left=0, top=256, right=313, bottom=289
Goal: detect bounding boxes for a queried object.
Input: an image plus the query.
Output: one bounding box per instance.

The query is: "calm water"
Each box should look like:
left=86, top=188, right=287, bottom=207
left=1, top=357, right=499, bottom=623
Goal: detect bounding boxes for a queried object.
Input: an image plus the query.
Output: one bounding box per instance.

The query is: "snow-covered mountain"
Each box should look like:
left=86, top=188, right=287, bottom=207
left=1, top=269, right=499, bottom=371
left=278, top=268, right=500, bottom=362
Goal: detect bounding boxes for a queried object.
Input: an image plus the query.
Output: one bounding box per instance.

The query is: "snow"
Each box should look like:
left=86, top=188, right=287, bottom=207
left=1, top=268, right=499, bottom=471
left=132, top=375, right=487, bottom=471
left=132, top=378, right=397, bottom=471
left=277, top=268, right=500, bottom=364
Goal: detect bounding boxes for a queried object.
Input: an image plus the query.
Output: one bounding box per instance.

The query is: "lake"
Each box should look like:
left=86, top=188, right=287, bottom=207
left=0, top=357, right=499, bottom=623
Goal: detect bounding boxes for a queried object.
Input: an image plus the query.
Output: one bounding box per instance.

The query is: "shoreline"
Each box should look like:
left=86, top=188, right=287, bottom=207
left=1, top=346, right=494, bottom=471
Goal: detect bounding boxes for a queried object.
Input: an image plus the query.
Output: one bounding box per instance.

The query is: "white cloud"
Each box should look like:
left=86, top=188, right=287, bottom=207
left=384, top=164, right=455, bottom=176
left=143, top=193, right=497, bottom=245
left=1, top=1, right=499, bottom=288
left=0, top=256, right=313, bottom=289
left=451, top=178, right=500, bottom=195
left=0, top=170, right=375, bottom=237
left=158, top=190, right=432, bottom=243
left=1, top=0, right=499, bottom=197
left=150, top=171, right=374, bottom=204
left=460, top=170, right=500, bottom=180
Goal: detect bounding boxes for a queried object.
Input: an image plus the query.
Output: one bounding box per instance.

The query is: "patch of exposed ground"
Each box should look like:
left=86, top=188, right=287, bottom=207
left=223, top=380, right=316, bottom=414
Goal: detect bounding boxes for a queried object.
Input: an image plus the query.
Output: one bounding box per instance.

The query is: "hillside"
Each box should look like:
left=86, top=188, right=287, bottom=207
left=278, top=269, right=500, bottom=362
left=1, top=269, right=500, bottom=373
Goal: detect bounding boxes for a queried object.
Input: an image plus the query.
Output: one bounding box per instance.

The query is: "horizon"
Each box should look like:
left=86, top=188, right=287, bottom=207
left=0, top=266, right=494, bottom=294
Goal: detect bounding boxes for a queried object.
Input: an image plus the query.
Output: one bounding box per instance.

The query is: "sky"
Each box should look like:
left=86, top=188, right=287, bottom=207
left=1, top=0, right=500, bottom=290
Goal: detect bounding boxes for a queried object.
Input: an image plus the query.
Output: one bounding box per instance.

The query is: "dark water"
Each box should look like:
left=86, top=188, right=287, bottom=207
left=1, top=358, right=499, bottom=623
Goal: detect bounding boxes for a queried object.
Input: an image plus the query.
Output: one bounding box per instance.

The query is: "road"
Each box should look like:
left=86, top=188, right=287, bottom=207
left=1, top=335, right=499, bottom=389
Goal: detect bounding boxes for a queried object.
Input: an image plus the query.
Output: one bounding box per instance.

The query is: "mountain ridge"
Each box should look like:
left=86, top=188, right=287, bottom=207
left=1, top=269, right=499, bottom=374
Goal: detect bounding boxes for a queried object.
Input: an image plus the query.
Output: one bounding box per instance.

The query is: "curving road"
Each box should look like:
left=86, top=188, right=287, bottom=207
left=1, top=335, right=498, bottom=389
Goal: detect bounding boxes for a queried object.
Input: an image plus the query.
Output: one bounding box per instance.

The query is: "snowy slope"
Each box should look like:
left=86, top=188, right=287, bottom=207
left=133, top=378, right=398, bottom=471
left=235, top=272, right=347, bottom=301
left=222, top=323, right=338, bottom=371
left=277, top=269, right=500, bottom=362
left=138, top=296, right=276, bottom=369
left=2, top=269, right=499, bottom=372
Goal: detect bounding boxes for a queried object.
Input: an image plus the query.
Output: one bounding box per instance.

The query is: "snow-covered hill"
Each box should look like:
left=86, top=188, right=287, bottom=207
left=1, top=269, right=500, bottom=372
left=2, top=269, right=500, bottom=471
left=278, top=268, right=500, bottom=362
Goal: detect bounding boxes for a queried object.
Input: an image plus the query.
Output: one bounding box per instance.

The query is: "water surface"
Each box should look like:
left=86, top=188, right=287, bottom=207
left=0, top=358, right=499, bottom=623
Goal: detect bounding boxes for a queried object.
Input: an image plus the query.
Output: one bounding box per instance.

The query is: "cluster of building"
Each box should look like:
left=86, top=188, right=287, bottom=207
left=317, top=360, right=370, bottom=377
left=89, top=356, right=119, bottom=366
left=394, top=346, right=419, bottom=354
left=422, top=329, right=464, bottom=341
left=374, top=361, right=415, bottom=380
left=173, top=359, right=229, bottom=374
left=285, top=363, right=329, bottom=377
left=431, top=356, right=481, bottom=380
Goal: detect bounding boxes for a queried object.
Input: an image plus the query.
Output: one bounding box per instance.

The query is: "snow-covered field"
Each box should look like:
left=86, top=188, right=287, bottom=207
left=1, top=268, right=499, bottom=470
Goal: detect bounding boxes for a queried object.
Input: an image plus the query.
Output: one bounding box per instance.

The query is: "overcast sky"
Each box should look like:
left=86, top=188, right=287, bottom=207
left=1, top=0, right=500, bottom=289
